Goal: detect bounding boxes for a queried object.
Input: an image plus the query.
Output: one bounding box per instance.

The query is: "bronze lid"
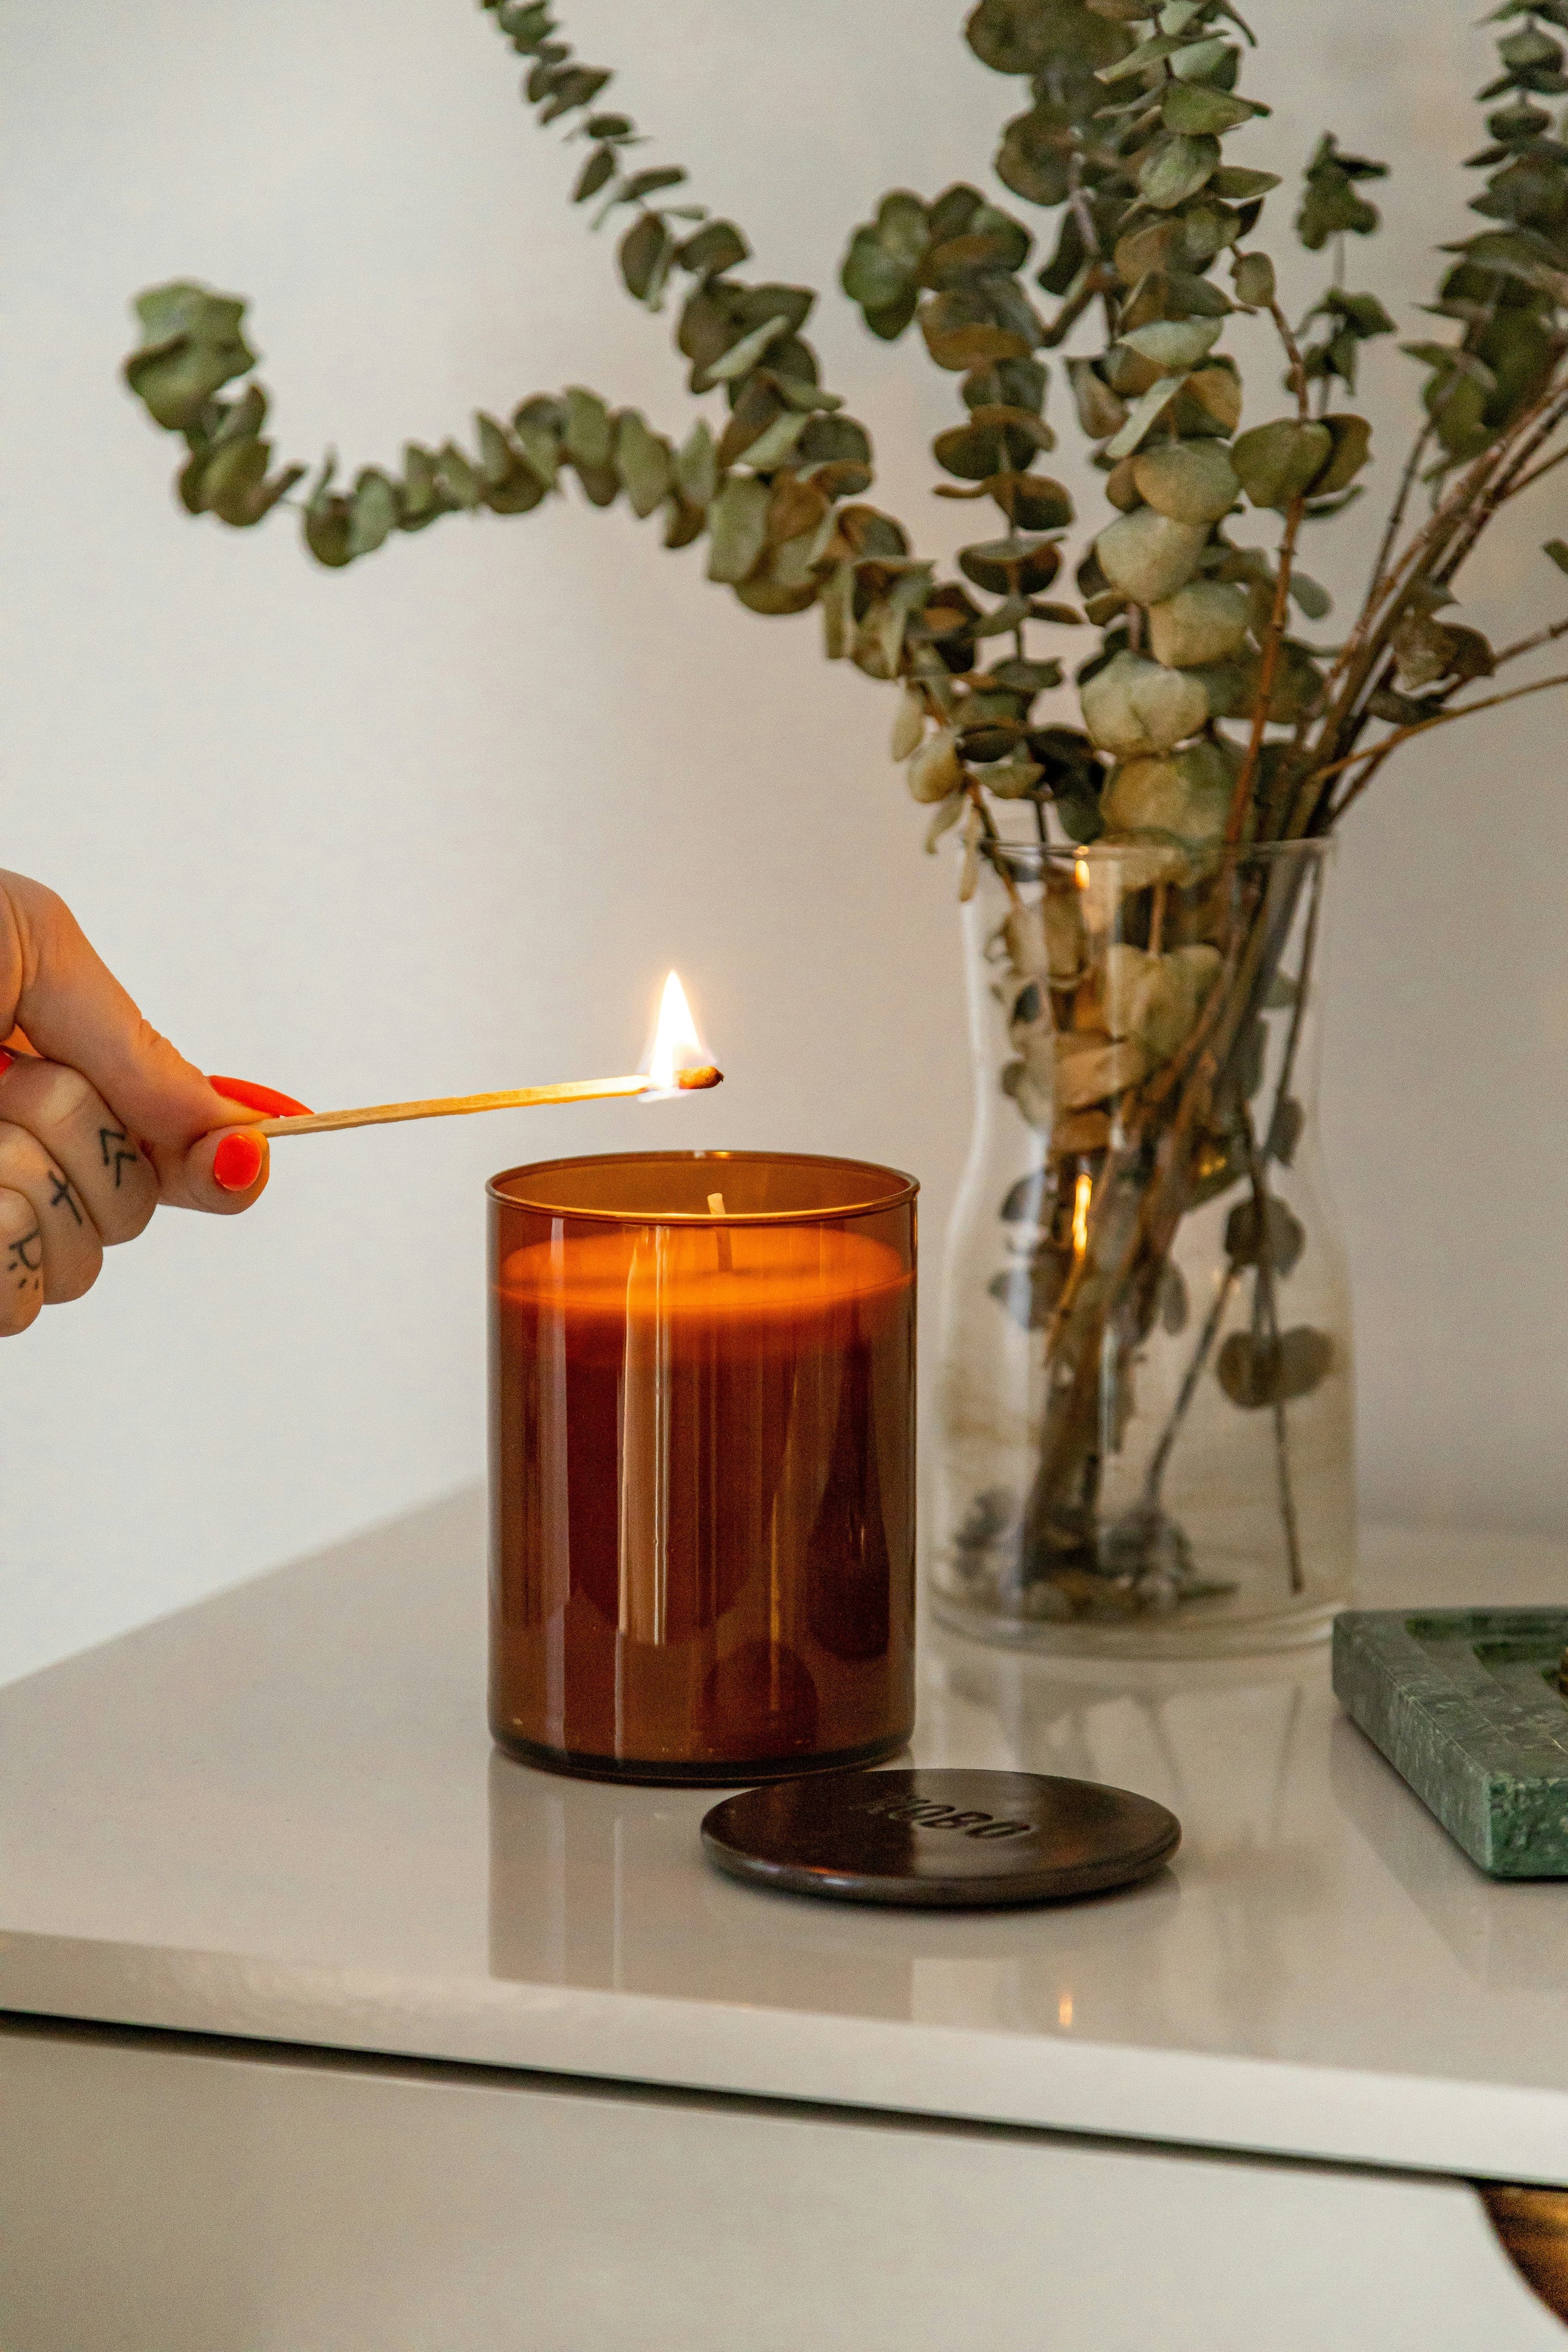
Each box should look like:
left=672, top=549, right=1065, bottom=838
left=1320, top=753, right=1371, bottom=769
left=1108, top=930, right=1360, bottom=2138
left=702, top=1768, right=1179, bottom=1908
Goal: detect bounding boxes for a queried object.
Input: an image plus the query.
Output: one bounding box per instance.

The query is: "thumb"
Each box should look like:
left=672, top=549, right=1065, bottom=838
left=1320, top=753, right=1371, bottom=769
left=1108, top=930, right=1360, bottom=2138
left=1, top=869, right=238, bottom=1150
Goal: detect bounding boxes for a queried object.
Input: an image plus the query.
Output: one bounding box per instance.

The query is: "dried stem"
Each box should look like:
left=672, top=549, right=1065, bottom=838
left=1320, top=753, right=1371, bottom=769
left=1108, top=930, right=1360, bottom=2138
left=1367, top=419, right=1434, bottom=603
left=1493, top=613, right=1568, bottom=667
left=1426, top=372, right=1568, bottom=598
left=1226, top=494, right=1305, bottom=842
left=1142, top=1264, right=1238, bottom=1506
left=1243, top=1119, right=1304, bottom=1596
left=1501, top=434, right=1568, bottom=503
left=1319, top=666, right=1568, bottom=815
left=1223, top=302, right=1313, bottom=845
left=1311, top=382, right=1564, bottom=744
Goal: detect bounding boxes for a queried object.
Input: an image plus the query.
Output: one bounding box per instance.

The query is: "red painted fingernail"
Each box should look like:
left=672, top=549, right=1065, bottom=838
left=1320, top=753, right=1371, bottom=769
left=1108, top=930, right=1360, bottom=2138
left=0, top=1049, right=13, bottom=1077
left=214, top=1132, right=265, bottom=1192
left=208, top=1074, right=312, bottom=1118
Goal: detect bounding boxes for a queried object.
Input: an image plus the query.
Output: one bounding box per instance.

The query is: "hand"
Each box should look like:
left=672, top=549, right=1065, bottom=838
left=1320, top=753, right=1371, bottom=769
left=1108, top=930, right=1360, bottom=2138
left=0, top=869, right=289, bottom=1335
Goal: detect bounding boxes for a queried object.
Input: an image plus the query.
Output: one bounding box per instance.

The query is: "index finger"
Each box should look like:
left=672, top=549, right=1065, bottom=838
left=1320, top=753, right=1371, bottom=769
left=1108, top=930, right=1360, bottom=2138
left=1, top=872, right=234, bottom=1152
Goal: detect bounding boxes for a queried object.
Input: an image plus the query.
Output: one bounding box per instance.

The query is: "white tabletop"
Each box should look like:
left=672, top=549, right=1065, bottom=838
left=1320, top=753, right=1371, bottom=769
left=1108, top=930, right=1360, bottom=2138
left=1, top=1492, right=1564, bottom=2185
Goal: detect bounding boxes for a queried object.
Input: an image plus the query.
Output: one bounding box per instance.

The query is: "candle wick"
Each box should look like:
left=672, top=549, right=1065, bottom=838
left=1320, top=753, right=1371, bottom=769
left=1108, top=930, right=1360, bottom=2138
left=707, top=1190, right=733, bottom=1273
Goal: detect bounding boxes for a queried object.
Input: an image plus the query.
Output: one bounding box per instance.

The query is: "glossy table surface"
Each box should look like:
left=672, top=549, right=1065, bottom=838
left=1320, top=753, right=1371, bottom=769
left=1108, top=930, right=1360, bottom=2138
left=1, top=1492, right=1565, bottom=2185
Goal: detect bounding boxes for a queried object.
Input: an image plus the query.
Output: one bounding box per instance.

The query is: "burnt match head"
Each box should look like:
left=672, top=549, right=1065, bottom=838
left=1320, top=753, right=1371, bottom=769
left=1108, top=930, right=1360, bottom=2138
left=676, top=1064, right=723, bottom=1092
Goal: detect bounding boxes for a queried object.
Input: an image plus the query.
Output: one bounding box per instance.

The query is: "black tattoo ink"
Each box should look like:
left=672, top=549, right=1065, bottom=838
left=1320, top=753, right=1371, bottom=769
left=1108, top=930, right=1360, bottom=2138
left=7, top=1228, right=42, bottom=1276
left=99, top=1125, right=140, bottom=1189
left=48, top=1169, right=83, bottom=1226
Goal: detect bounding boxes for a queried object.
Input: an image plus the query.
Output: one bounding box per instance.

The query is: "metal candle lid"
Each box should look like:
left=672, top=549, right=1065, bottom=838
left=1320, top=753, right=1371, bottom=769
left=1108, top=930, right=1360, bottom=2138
left=701, top=1768, right=1180, bottom=1908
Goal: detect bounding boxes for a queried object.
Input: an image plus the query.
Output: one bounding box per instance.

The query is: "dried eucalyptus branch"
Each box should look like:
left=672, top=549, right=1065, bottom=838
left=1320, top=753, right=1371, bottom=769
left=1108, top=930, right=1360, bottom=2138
left=111, top=0, right=1568, bottom=1613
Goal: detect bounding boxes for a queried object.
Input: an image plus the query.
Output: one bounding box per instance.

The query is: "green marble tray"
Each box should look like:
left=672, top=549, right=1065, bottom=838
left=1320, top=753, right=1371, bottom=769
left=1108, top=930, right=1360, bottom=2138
left=1333, top=1609, right=1568, bottom=1878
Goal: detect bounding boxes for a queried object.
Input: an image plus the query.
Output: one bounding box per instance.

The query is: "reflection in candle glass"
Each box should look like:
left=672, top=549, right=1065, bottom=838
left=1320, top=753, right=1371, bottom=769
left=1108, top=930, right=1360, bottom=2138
left=488, top=1151, right=917, bottom=1782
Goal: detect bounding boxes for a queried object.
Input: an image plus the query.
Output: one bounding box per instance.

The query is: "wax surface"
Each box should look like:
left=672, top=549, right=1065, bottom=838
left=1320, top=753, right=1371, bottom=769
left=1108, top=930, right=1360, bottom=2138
left=498, top=1224, right=909, bottom=1323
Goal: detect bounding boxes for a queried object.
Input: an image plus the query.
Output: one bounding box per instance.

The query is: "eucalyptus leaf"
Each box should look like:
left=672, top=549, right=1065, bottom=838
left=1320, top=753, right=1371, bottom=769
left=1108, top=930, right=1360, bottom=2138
left=798, top=414, right=874, bottom=468
left=1139, top=135, right=1221, bottom=211
left=907, top=727, right=964, bottom=802
left=1230, top=417, right=1333, bottom=507
left=693, top=313, right=792, bottom=389
left=619, top=212, right=671, bottom=303
left=1288, top=569, right=1331, bottom=621
left=1184, top=365, right=1245, bottom=431
left=1095, top=507, right=1209, bottom=602
left=891, top=683, right=926, bottom=760
left=1120, top=317, right=1224, bottom=372
left=734, top=574, right=819, bottom=615
left=124, top=282, right=256, bottom=430
left=740, top=410, right=810, bottom=471
left=1103, top=376, right=1185, bottom=459
left=843, top=227, right=916, bottom=314
left=1224, top=1195, right=1306, bottom=1276
left=1147, top=578, right=1250, bottom=664
left=563, top=387, right=614, bottom=471
left=435, top=442, right=483, bottom=510
left=200, top=437, right=270, bottom=526
left=1168, top=35, right=1235, bottom=80
left=676, top=220, right=749, bottom=280
left=1208, top=165, right=1282, bottom=198
left=1132, top=439, right=1239, bottom=523
left=675, top=417, right=719, bottom=510
left=1231, top=250, right=1276, bottom=308
left=706, top=474, right=770, bottom=582
left=923, top=791, right=966, bottom=851
left=619, top=166, right=687, bottom=203
left=1311, top=412, right=1372, bottom=496
left=536, top=67, right=610, bottom=123
left=663, top=495, right=706, bottom=550
left=1163, top=81, right=1260, bottom=135
left=512, top=410, right=561, bottom=490
left=1082, top=651, right=1209, bottom=754
left=1217, top=1326, right=1333, bottom=1409
left=615, top=409, right=674, bottom=516
left=983, top=752, right=1045, bottom=798
left=400, top=444, right=444, bottom=527
left=572, top=146, right=617, bottom=203
left=922, top=314, right=1033, bottom=371
left=348, top=466, right=400, bottom=556
left=1066, top=360, right=1129, bottom=441
left=302, top=459, right=353, bottom=569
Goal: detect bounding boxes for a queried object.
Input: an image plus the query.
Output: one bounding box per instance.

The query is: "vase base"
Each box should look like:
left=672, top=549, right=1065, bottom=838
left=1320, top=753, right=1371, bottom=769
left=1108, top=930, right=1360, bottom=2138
left=929, top=1586, right=1341, bottom=1661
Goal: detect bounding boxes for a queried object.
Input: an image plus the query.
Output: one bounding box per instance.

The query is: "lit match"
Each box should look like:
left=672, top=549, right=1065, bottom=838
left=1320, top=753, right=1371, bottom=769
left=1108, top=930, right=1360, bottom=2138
left=237, top=970, right=721, bottom=1139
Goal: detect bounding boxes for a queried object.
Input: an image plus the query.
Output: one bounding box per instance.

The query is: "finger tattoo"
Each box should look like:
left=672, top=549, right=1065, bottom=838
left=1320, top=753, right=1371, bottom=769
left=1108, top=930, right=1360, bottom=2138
left=7, top=1228, right=43, bottom=1291
left=98, top=1124, right=142, bottom=1189
left=48, top=1168, right=84, bottom=1226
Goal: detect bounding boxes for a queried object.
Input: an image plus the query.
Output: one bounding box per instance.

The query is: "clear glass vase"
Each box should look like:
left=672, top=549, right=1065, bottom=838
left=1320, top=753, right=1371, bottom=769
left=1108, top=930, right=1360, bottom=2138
left=931, top=836, right=1354, bottom=1658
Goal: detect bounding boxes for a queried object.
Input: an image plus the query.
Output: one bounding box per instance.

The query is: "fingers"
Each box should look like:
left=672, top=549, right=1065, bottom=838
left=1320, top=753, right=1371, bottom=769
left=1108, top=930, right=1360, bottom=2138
left=0, top=1186, right=45, bottom=1334
left=147, top=1124, right=269, bottom=1215
left=0, top=870, right=236, bottom=1157
left=0, top=1053, right=158, bottom=1243
left=0, top=1121, right=103, bottom=1304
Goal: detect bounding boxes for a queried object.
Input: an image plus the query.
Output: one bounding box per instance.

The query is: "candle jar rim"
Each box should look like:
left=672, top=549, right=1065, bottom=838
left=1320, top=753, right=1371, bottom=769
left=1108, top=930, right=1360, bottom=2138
left=487, top=1148, right=919, bottom=1226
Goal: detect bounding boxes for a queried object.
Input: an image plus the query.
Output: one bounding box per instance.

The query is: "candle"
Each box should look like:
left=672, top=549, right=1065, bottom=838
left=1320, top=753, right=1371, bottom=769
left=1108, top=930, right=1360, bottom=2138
left=488, top=1151, right=917, bottom=1783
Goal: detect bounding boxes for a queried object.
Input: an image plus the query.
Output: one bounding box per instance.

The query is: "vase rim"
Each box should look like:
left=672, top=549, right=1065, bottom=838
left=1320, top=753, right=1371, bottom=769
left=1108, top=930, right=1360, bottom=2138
left=984, top=834, right=1333, bottom=868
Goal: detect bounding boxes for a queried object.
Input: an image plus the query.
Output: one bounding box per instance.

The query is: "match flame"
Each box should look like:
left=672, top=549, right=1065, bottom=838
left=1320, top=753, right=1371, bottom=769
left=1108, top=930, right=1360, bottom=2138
left=642, top=970, right=710, bottom=1100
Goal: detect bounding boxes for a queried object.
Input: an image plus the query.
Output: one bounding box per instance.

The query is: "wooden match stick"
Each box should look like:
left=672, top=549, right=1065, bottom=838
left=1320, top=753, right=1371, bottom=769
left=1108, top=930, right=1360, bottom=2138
left=253, top=1064, right=722, bottom=1138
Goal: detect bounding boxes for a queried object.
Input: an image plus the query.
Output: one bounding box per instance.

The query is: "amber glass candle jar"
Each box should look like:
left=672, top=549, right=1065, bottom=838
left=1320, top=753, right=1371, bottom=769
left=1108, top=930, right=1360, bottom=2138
left=488, top=1150, right=917, bottom=1784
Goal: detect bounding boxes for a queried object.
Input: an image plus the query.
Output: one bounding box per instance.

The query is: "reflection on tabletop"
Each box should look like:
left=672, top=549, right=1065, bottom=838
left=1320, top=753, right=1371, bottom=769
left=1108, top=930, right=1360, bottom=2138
left=489, top=1582, right=1565, bottom=2089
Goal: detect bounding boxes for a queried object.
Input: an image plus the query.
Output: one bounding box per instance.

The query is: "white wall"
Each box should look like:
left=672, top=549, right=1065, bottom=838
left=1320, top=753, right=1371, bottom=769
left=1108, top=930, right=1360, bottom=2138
left=2, top=0, right=1563, bottom=1682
